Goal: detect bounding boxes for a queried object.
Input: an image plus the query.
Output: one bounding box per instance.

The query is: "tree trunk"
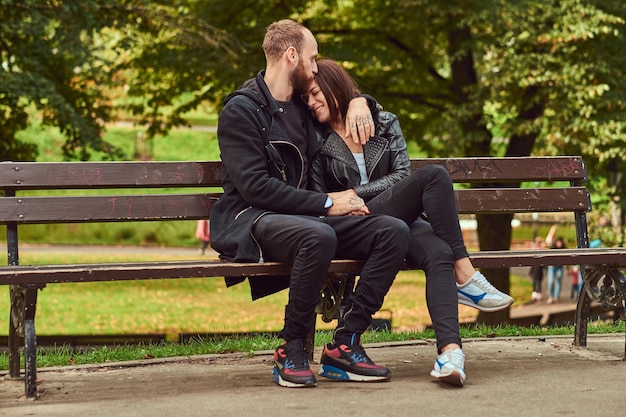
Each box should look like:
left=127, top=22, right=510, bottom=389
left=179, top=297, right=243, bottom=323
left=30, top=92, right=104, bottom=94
left=474, top=213, right=514, bottom=324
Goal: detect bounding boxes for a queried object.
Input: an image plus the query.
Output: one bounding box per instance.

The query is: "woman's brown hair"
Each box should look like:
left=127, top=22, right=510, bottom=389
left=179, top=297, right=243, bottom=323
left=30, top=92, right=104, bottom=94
left=314, top=58, right=360, bottom=127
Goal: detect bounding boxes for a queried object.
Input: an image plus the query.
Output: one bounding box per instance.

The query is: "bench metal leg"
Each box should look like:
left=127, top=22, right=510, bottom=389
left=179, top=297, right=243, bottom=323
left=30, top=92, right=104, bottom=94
left=574, top=280, right=591, bottom=347
left=574, top=264, right=625, bottom=359
left=8, top=285, right=41, bottom=399
left=8, top=285, right=25, bottom=380
left=24, top=286, right=39, bottom=399
left=306, top=273, right=357, bottom=361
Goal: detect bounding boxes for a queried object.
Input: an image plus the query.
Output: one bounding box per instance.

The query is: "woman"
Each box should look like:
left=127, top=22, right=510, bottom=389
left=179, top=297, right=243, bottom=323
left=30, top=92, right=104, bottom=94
left=306, top=58, right=514, bottom=387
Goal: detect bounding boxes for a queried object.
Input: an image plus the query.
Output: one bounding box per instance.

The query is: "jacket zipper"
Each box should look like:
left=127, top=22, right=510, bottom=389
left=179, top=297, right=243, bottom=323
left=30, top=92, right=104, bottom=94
left=268, top=140, right=305, bottom=188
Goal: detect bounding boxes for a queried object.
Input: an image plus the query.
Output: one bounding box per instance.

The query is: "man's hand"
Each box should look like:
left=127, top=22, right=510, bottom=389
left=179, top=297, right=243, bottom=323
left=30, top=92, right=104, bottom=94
left=345, top=97, right=375, bottom=145
left=326, top=190, right=369, bottom=216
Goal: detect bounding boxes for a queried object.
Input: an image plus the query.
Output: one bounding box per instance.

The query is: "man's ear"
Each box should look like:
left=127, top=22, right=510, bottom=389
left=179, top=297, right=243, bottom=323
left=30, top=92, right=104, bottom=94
left=286, top=46, right=298, bottom=65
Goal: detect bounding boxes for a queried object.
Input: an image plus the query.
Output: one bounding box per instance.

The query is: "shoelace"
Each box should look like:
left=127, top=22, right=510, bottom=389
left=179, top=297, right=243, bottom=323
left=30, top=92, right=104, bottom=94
left=284, top=341, right=310, bottom=370
left=444, top=350, right=465, bottom=369
left=348, top=344, right=373, bottom=364
left=472, top=272, right=498, bottom=294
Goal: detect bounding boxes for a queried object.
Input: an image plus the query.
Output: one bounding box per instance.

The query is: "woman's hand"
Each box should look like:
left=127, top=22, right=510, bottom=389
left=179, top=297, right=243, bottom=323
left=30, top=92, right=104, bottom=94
left=327, top=190, right=369, bottom=216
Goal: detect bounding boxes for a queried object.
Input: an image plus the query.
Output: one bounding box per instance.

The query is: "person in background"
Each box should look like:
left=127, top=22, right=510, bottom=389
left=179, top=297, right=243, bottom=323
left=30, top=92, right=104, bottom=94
left=306, top=58, right=514, bottom=387
left=195, top=219, right=210, bottom=255
left=546, top=233, right=567, bottom=304
left=530, top=236, right=547, bottom=301
left=569, top=265, right=582, bottom=301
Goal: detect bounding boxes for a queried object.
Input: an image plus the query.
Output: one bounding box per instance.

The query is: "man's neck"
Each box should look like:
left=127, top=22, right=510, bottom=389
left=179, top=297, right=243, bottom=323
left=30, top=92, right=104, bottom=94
left=263, top=66, right=294, bottom=102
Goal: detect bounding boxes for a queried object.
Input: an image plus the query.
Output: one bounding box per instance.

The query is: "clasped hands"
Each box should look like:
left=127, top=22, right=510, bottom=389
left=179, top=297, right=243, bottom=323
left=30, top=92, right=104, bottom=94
left=326, top=190, right=369, bottom=216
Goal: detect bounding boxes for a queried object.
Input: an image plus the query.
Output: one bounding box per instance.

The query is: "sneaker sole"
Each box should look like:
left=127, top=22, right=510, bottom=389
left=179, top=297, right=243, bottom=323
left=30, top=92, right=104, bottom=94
left=272, top=367, right=317, bottom=388
left=458, top=297, right=513, bottom=312
left=430, top=369, right=465, bottom=387
left=320, top=364, right=390, bottom=382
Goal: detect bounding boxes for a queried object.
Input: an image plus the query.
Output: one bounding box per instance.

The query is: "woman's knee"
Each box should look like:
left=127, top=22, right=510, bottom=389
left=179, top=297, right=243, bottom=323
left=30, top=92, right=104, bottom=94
left=421, top=164, right=452, bottom=186
left=403, top=164, right=453, bottom=192
left=407, top=231, right=453, bottom=269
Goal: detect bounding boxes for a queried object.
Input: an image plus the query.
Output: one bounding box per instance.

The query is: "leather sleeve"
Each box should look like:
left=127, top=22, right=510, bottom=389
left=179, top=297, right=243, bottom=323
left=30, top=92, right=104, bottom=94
left=354, top=112, right=411, bottom=200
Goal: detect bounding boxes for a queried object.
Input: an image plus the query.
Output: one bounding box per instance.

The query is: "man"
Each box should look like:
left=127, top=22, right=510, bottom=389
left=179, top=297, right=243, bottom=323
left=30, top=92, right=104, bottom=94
left=210, top=19, right=410, bottom=388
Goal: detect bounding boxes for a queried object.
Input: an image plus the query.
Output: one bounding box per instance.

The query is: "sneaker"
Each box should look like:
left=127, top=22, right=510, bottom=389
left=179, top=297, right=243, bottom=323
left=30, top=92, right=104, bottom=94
left=319, top=342, right=391, bottom=382
left=430, top=348, right=466, bottom=387
left=272, top=339, right=317, bottom=388
left=457, top=271, right=514, bottom=312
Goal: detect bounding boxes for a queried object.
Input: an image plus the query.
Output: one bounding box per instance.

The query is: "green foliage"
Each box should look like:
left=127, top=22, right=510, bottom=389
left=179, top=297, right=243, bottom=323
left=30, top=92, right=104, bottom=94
left=4, top=1, right=624, bottom=183
left=0, top=0, right=240, bottom=160
left=1, top=0, right=127, bottom=160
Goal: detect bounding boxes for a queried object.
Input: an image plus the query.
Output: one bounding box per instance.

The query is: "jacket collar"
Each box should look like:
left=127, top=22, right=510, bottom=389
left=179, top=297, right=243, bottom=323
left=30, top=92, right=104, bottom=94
left=321, top=130, right=390, bottom=176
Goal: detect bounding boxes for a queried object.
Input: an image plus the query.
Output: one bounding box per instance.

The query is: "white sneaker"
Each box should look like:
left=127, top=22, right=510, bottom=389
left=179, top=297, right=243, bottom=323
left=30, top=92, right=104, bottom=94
left=430, top=348, right=466, bottom=387
left=457, top=272, right=514, bottom=312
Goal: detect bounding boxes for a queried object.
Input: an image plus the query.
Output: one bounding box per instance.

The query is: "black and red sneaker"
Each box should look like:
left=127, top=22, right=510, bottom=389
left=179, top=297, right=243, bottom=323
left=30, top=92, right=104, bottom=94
left=272, top=339, right=317, bottom=388
left=319, top=342, right=391, bottom=382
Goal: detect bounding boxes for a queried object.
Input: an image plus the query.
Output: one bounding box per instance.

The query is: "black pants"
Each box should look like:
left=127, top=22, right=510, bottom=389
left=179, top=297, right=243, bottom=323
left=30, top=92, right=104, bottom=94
left=253, top=213, right=409, bottom=344
left=367, top=165, right=464, bottom=350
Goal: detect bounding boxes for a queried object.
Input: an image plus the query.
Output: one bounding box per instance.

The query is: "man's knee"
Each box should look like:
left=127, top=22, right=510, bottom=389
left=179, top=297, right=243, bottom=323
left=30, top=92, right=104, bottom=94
left=302, top=222, right=337, bottom=259
left=379, top=216, right=411, bottom=250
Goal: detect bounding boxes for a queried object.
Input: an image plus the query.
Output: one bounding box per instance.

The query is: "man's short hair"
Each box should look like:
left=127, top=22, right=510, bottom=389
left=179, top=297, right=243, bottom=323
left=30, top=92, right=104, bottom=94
left=262, top=19, right=307, bottom=63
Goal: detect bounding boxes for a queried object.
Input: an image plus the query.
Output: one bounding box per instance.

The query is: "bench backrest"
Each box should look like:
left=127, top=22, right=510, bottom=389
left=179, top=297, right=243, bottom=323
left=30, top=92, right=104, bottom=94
left=0, top=156, right=590, bottom=245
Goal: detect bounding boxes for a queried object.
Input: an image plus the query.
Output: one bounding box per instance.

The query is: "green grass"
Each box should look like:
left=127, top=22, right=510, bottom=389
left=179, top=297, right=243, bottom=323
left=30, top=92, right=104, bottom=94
left=17, top=117, right=220, bottom=162
left=1, top=322, right=623, bottom=371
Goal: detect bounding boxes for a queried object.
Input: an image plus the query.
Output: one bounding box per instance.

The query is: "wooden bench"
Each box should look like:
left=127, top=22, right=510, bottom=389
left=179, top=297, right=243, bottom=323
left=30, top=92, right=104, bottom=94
left=1, top=156, right=625, bottom=399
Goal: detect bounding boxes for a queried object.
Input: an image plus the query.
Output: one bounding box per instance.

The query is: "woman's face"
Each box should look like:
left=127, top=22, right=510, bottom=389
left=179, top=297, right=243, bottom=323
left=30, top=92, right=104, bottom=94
left=305, top=79, right=331, bottom=124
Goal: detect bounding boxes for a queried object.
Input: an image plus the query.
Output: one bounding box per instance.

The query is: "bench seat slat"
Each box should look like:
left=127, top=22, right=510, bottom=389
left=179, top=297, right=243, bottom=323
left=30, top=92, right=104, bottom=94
left=1, top=249, right=623, bottom=285
left=468, top=248, right=626, bottom=269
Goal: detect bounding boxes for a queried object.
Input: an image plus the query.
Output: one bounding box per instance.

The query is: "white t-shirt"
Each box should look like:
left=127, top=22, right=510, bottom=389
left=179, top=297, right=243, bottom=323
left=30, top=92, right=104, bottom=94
left=353, top=153, right=369, bottom=185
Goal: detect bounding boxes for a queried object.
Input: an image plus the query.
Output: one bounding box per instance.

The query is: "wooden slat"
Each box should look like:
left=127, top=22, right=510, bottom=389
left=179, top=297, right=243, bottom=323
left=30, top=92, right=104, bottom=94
left=0, top=161, right=223, bottom=189
left=0, top=187, right=590, bottom=223
left=454, top=187, right=590, bottom=213
left=469, top=248, right=626, bottom=269
left=0, top=188, right=589, bottom=223
left=412, top=156, right=586, bottom=183
left=0, top=194, right=221, bottom=223
left=1, top=248, right=624, bottom=285
left=0, top=157, right=585, bottom=191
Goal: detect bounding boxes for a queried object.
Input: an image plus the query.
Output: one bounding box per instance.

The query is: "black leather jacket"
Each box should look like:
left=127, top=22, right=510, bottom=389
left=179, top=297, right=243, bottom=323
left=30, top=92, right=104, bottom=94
left=309, top=110, right=411, bottom=201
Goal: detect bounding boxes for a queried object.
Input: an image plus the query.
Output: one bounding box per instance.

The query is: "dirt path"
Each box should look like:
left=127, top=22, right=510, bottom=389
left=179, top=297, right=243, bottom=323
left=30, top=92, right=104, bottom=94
left=2, top=335, right=625, bottom=417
